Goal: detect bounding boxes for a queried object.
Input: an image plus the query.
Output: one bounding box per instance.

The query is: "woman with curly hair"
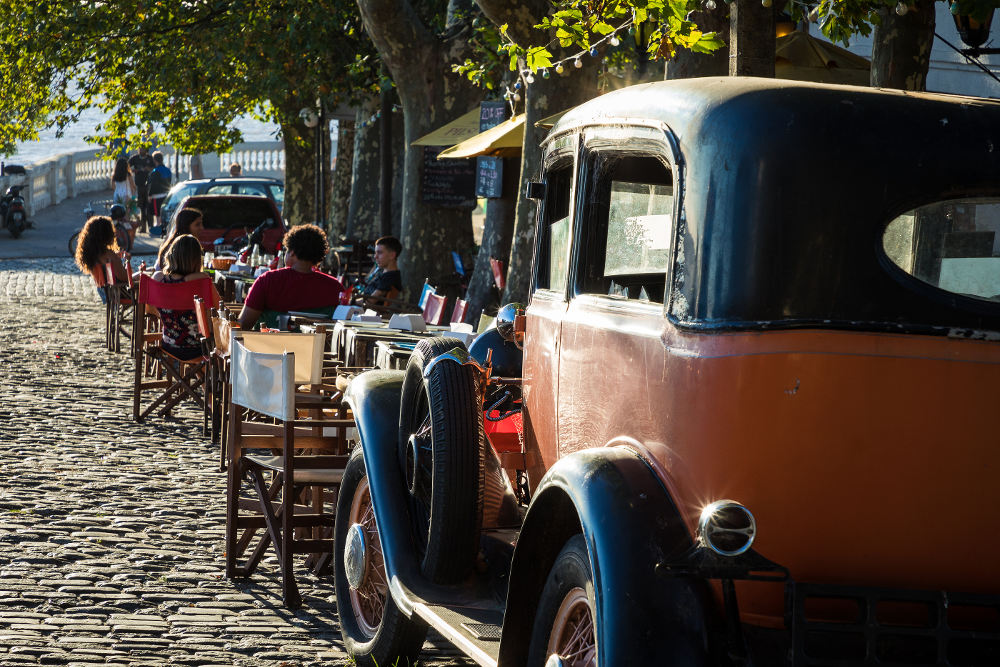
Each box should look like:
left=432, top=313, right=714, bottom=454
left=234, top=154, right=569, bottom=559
left=74, top=216, right=128, bottom=284
left=155, top=207, right=204, bottom=270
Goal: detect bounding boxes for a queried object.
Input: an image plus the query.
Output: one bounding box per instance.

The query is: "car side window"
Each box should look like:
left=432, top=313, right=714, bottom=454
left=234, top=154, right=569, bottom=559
left=576, top=153, right=673, bottom=303
left=268, top=185, right=285, bottom=209
left=206, top=184, right=234, bottom=195
left=236, top=185, right=267, bottom=197
left=534, top=161, right=574, bottom=294
left=883, top=197, right=1000, bottom=303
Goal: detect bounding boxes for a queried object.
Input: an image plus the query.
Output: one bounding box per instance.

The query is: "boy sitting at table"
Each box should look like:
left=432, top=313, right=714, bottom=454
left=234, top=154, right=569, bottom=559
left=238, top=224, right=344, bottom=330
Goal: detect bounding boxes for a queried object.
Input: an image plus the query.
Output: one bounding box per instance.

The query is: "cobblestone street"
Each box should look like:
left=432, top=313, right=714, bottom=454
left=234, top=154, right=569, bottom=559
left=0, top=258, right=469, bottom=666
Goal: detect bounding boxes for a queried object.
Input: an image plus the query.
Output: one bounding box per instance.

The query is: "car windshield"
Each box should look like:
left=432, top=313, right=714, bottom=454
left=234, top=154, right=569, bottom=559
left=883, top=198, right=1000, bottom=304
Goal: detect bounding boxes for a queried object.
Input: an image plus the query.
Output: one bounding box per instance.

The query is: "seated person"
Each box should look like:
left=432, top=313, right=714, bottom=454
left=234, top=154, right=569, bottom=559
left=362, top=235, right=403, bottom=299
left=152, top=234, right=221, bottom=360
left=238, top=224, right=344, bottom=329
left=74, top=215, right=129, bottom=284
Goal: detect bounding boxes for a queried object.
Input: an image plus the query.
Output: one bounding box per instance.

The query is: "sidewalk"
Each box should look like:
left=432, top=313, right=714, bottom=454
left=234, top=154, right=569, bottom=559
left=0, top=258, right=470, bottom=666
left=0, top=191, right=162, bottom=260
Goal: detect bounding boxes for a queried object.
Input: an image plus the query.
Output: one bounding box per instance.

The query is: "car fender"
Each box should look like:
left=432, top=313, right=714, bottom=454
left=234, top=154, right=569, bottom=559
left=498, top=446, right=711, bottom=667
left=343, top=369, right=425, bottom=616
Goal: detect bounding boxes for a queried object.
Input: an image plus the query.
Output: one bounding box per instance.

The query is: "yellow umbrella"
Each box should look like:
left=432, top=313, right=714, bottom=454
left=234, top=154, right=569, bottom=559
left=775, top=30, right=871, bottom=86
left=437, top=115, right=526, bottom=159
left=410, top=108, right=482, bottom=147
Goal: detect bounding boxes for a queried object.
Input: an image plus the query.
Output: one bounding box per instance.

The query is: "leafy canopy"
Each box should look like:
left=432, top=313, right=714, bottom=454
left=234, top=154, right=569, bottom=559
left=0, top=0, right=379, bottom=157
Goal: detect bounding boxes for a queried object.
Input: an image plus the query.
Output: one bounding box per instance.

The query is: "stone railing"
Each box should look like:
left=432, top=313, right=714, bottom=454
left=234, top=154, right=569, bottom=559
left=0, top=141, right=284, bottom=217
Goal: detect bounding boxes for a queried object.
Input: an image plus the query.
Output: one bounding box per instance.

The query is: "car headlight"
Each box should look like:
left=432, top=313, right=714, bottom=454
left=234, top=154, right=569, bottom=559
left=697, top=500, right=756, bottom=556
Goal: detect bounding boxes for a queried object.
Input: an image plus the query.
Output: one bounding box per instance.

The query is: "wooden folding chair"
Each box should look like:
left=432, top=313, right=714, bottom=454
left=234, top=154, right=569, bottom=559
left=132, top=274, right=217, bottom=422
left=89, top=265, right=113, bottom=351
left=422, top=291, right=447, bottom=325
left=105, top=260, right=135, bottom=354
left=211, top=312, right=240, bottom=469
left=225, top=338, right=353, bottom=608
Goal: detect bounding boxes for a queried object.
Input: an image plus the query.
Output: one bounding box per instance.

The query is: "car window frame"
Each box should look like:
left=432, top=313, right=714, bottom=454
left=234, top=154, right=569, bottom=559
left=570, top=122, right=684, bottom=316
left=531, top=132, right=580, bottom=301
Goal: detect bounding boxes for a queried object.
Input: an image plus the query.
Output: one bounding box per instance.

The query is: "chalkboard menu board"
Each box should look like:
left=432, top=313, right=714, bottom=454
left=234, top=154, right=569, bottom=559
left=476, top=156, right=503, bottom=198
left=476, top=102, right=509, bottom=199
left=479, top=101, right=508, bottom=132
left=422, top=147, right=475, bottom=207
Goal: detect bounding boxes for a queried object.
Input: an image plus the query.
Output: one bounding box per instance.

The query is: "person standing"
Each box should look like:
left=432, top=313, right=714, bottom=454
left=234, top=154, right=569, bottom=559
left=129, top=147, right=156, bottom=232
left=147, top=151, right=173, bottom=230
left=229, top=163, right=242, bottom=177
left=110, top=157, right=136, bottom=216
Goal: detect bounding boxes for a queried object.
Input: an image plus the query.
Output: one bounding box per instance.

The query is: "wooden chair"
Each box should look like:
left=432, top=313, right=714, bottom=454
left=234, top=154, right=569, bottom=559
left=422, top=291, right=447, bottom=325
left=211, top=312, right=240, bottom=469
left=450, top=297, right=469, bottom=325
left=89, top=265, right=112, bottom=351
left=132, top=275, right=217, bottom=422
left=105, top=260, right=135, bottom=354
left=225, top=338, right=353, bottom=608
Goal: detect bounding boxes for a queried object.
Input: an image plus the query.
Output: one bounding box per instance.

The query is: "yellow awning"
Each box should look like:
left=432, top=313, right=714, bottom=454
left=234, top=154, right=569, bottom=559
left=411, top=108, right=482, bottom=147
left=437, top=114, right=526, bottom=159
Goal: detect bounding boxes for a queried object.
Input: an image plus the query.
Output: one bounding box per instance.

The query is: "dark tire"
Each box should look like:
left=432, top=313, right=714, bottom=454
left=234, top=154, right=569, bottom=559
left=334, top=447, right=427, bottom=667
left=398, top=337, right=483, bottom=584
left=68, top=231, right=80, bottom=257
left=9, top=212, right=23, bottom=239
left=527, top=534, right=598, bottom=667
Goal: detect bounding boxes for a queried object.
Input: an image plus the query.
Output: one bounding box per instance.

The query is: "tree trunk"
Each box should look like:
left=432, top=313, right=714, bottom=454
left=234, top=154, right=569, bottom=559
left=347, top=97, right=381, bottom=240
left=281, top=119, right=313, bottom=227
left=464, top=156, right=518, bottom=320
left=390, top=107, right=405, bottom=238
left=730, top=0, right=775, bottom=76
left=331, top=119, right=355, bottom=240
left=871, top=0, right=935, bottom=91
left=357, top=0, right=484, bottom=299
left=667, top=6, right=729, bottom=79
left=477, top=0, right=601, bottom=304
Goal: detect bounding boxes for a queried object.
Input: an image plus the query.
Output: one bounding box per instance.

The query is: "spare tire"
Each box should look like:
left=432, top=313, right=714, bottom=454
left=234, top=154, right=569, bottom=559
left=398, top=337, right=484, bottom=584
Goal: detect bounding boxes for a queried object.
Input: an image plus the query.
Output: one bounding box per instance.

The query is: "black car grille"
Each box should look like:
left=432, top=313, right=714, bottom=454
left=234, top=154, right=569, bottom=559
left=788, top=582, right=1000, bottom=666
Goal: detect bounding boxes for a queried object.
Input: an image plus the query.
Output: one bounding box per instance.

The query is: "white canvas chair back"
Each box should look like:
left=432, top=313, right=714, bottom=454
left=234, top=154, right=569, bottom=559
left=230, top=339, right=295, bottom=421
left=239, top=331, right=325, bottom=385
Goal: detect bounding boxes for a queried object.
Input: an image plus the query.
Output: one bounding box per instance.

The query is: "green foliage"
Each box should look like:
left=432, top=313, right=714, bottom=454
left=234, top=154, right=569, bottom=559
left=0, top=0, right=381, bottom=157
left=466, top=0, right=724, bottom=81
left=799, top=0, right=998, bottom=47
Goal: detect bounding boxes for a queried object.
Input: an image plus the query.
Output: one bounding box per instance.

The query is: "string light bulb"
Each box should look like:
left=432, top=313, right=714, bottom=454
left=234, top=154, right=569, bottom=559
left=761, top=0, right=772, bottom=7
left=704, top=0, right=717, bottom=9
left=895, top=1, right=908, bottom=14
left=555, top=63, right=565, bottom=74
left=574, top=58, right=583, bottom=68
left=513, top=92, right=521, bottom=102
left=589, top=46, right=599, bottom=57
left=609, top=35, right=620, bottom=46
left=526, top=72, right=535, bottom=83
left=541, top=68, right=550, bottom=79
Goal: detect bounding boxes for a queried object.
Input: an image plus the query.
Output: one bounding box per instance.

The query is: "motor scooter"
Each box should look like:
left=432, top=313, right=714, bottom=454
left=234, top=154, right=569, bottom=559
left=0, top=185, right=27, bottom=238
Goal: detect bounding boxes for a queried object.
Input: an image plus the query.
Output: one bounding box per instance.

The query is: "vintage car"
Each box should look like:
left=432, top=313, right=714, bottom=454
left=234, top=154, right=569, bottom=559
left=335, top=77, right=1000, bottom=666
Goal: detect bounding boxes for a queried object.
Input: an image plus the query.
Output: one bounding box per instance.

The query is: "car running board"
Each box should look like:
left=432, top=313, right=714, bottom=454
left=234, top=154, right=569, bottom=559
left=411, top=602, right=504, bottom=667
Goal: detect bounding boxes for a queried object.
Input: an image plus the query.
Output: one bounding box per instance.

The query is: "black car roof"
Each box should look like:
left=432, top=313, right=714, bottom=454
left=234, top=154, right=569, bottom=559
left=548, top=77, right=1000, bottom=334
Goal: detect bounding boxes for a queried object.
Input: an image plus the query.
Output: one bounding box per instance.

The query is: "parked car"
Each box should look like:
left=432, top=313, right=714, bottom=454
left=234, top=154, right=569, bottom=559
left=160, top=176, right=283, bottom=231
left=169, top=194, right=285, bottom=253
left=335, top=77, right=1000, bottom=667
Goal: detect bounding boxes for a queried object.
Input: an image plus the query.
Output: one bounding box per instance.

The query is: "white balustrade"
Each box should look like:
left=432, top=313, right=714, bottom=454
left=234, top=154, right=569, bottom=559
left=1, top=141, right=284, bottom=219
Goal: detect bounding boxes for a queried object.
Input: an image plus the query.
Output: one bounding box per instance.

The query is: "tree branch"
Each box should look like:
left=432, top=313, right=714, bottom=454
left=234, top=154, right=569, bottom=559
left=475, top=0, right=550, bottom=45
left=356, top=0, right=436, bottom=78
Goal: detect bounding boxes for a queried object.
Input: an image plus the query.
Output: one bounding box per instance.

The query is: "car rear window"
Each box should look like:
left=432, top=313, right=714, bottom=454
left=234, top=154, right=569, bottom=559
left=883, top=198, right=1000, bottom=304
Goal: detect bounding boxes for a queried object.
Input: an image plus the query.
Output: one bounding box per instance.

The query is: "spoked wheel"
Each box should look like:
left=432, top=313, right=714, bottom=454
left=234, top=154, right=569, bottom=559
left=528, top=535, right=598, bottom=667
left=398, top=337, right=483, bottom=584
left=8, top=212, right=24, bottom=239
left=334, top=447, right=427, bottom=667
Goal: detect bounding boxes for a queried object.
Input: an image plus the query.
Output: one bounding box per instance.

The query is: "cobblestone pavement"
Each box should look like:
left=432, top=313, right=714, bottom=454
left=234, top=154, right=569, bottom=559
left=0, top=258, right=471, bottom=666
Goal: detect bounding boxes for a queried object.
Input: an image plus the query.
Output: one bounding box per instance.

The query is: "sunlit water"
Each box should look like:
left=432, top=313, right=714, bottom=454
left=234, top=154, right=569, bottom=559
left=5, top=106, right=281, bottom=166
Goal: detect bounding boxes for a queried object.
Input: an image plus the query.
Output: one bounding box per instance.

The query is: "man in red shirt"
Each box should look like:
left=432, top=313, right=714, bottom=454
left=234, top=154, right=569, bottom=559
left=238, top=224, right=343, bottom=329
